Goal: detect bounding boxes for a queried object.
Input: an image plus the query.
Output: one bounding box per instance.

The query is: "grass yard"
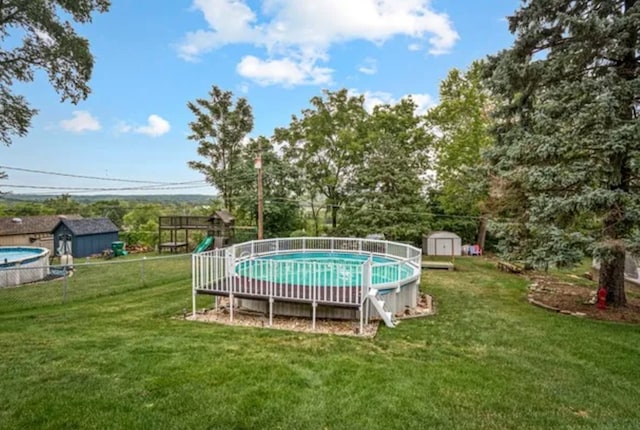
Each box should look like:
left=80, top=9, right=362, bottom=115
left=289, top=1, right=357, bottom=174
left=0, top=257, right=639, bottom=429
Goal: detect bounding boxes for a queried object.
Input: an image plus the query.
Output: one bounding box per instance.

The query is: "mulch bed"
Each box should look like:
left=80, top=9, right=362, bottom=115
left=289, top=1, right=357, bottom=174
left=527, top=273, right=640, bottom=324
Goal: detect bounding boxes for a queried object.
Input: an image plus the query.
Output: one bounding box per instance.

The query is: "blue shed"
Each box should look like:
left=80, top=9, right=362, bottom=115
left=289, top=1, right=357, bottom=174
left=52, top=218, right=119, bottom=258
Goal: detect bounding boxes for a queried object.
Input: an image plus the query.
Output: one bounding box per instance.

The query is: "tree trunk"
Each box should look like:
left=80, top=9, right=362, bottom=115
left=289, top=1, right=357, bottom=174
left=476, top=216, right=487, bottom=250
left=310, top=202, right=320, bottom=236
left=598, top=241, right=627, bottom=307
left=597, top=0, right=637, bottom=308
left=331, top=205, right=338, bottom=229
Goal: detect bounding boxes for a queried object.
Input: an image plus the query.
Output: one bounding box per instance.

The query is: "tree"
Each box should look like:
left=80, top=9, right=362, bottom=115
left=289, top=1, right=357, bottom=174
left=426, top=61, right=494, bottom=248
left=187, top=85, right=254, bottom=212
left=235, top=136, right=303, bottom=238
left=0, top=0, right=110, bottom=147
left=339, top=98, right=432, bottom=243
left=81, top=199, right=127, bottom=227
left=276, top=89, right=368, bottom=229
left=121, top=204, right=161, bottom=247
left=43, top=194, right=80, bottom=214
left=486, top=0, right=640, bottom=306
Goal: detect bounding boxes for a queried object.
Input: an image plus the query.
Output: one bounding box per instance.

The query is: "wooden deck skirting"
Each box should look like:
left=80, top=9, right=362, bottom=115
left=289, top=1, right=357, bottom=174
left=196, top=276, right=363, bottom=308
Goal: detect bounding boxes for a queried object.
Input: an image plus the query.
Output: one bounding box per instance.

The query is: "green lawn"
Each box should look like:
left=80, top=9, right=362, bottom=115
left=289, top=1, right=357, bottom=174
left=0, top=257, right=639, bottom=429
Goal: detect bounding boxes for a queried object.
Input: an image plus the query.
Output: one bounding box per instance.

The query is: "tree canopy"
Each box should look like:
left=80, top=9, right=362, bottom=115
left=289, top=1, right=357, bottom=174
left=234, top=136, right=303, bottom=238
left=276, top=89, right=368, bottom=229
left=339, top=98, right=432, bottom=242
left=187, top=85, right=254, bottom=212
left=486, top=0, right=640, bottom=305
left=426, top=61, right=494, bottom=247
left=0, top=0, right=110, bottom=147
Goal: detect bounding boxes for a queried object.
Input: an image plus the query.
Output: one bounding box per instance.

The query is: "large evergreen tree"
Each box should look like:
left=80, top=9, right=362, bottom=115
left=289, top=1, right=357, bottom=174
left=486, top=0, right=640, bottom=306
left=187, top=86, right=254, bottom=212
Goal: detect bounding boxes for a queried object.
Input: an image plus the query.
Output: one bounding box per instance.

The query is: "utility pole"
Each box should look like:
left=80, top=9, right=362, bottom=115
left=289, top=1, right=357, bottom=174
left=256, top=140, right=264, bottom=240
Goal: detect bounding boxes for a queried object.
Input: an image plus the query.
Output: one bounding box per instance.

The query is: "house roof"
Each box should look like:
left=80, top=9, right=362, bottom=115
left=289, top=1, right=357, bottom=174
left=209, top=209, right=235, bottom=224
left=53, top=217, right=119, bottom=236
left=0, top=214, right=83, bottom=236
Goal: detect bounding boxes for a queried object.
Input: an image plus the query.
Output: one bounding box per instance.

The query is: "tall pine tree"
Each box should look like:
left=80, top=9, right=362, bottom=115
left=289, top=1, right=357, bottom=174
left=487, top=0, right=640, bottom=306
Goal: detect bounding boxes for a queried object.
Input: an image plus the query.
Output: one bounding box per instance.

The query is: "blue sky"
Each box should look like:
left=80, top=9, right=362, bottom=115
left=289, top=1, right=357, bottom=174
left=1, top=0, right=520, bottom=196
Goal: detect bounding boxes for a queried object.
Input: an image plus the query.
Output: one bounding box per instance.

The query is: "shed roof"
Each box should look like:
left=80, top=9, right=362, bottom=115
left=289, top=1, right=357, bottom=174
left=0, top=214, right=83, bottom=236
left=425, top=231, right=461, bottom=240
left=53, top=218, right=118, bottom=236
left=209, top=209, right=234, bottom=224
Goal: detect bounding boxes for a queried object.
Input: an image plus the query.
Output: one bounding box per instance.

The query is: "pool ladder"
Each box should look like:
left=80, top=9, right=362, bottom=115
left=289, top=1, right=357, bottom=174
left=367, top=289, right=396, bottom=328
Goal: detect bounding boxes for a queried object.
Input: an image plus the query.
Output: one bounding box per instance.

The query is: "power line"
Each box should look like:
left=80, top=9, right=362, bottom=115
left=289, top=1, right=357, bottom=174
left=0, top=166, right=504, bottom=221
left=0, top=170, right=269, bottom=195
left=262, top=195, right=487, bottom=220
left=0, top=165, right=178, bottom=184
left=0, top=182, right=209, bottom=192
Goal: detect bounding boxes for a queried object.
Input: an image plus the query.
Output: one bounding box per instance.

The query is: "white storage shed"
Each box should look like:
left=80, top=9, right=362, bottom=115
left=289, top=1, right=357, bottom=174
left=423, top=231, right=462, bottom=257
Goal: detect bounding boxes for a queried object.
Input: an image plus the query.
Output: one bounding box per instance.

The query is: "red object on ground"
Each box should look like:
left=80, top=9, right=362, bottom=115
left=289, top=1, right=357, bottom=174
left=597, top=287, right=607, bottom=310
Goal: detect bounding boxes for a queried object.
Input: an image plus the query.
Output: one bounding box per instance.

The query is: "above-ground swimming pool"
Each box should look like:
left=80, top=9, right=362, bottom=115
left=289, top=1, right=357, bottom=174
left=235, top=251, right=415, bottom=288
left=193, top=238, right=422, bottom=324
left=0, top=247, right=50, bottom=287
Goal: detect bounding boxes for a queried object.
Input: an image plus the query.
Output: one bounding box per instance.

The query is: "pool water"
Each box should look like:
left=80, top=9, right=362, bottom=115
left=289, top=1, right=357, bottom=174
left=0, top=247, right=45, bottom=265
left=235, top=252, right=414, bottom=287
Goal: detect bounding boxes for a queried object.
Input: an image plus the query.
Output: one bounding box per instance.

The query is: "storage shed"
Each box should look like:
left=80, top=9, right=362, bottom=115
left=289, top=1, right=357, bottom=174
left=423, top=231, right=462, bottom=257
left=0, top=214, right=82, bottom=253
left=52, top=218, right=119, bottom=258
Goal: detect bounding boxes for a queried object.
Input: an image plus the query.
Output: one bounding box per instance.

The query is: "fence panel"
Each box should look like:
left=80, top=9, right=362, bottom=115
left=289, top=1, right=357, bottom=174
left=0, top=253, right=192, bottom=314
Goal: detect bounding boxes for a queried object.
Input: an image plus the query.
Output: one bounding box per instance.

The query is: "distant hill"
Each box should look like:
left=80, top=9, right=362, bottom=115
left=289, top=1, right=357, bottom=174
left=6, top=194, right=215, bottom=205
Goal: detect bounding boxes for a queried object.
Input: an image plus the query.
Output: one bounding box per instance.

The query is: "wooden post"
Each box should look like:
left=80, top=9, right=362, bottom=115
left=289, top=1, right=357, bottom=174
left=256, top=141, right=264, bottom=240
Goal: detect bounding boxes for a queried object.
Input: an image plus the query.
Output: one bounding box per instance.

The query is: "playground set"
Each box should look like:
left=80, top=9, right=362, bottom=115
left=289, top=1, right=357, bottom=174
left=158, top=210, right=236, bottom=254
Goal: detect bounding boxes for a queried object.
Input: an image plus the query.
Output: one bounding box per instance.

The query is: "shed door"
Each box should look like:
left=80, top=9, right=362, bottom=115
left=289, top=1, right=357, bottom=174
left=436, top=238, right=453, bottom=256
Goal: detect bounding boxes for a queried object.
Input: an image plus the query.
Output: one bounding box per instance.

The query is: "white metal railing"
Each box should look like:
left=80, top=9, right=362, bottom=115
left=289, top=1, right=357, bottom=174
left=191, top=237, right=422, bottom=316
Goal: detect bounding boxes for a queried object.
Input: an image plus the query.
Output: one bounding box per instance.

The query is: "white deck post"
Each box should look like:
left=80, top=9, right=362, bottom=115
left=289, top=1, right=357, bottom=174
left=312, top=302, right=317, bottom=331
left=269, top=297, right=274, bottom=327
left=192, top=254, right=197, bottom=317
left=361, top=257, right=373, bottom=330
left=229, top=293, right=234, bottom=322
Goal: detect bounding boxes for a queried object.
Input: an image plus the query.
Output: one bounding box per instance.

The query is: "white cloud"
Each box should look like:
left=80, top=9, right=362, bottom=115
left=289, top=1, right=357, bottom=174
left=408, top=43, right=422, bottom=51
left=135, top=115, right=171, bottom=137
left=237, top=55, right=332, bottom=86
left=60, top=110, right=101, bottom=133
left=116, top=115, right=171, bottom=137
left=358, top=58, right=377, bottom=75
left=178, top=0, right=459, bottom=85
left=409, top=93, right=435, bottom=115
left=351, top=89, right=435, bottom=115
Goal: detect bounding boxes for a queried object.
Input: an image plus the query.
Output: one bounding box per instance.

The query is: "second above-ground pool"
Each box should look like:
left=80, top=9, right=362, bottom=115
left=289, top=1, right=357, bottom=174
left=0, top=246, right=50, bottom=287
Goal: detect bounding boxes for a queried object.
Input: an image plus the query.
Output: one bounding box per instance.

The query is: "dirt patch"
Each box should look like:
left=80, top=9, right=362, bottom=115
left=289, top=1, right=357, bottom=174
left=187, top=294, right=435, bottom=337
left=527, top=273, right=640, bottom=324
